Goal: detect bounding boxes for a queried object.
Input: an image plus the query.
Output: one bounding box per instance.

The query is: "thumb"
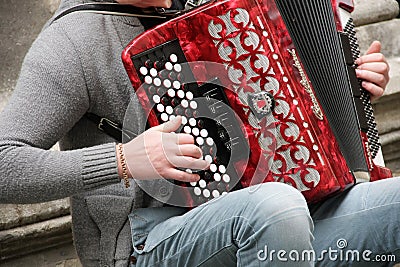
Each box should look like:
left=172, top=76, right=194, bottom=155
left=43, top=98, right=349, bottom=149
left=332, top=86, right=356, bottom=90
left=365, top=40, right=381, bottom=55
left=152, top=116, right=182, bottom=133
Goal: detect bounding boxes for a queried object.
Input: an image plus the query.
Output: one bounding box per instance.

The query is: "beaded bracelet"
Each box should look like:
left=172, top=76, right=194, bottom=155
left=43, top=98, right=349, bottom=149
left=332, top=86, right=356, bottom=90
left=117, top=143, right=130, bottom=188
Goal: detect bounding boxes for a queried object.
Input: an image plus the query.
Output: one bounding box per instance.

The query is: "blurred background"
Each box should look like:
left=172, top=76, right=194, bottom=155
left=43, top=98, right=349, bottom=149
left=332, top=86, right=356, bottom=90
left=0, top=0, right=399, bottom=266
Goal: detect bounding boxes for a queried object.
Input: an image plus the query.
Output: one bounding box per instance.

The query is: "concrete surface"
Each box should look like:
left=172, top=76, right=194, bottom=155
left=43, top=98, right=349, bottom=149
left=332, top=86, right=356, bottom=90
left=0, top=0, right=59, bottom=107
left=353, top=0, right=399, bottom=26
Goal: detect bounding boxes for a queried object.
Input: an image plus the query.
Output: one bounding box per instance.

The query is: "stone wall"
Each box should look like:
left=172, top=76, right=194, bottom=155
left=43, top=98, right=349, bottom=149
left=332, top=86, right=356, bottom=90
left=355, top=0, right=400, bottom=176
left=0, top=0, right=399, bottom=266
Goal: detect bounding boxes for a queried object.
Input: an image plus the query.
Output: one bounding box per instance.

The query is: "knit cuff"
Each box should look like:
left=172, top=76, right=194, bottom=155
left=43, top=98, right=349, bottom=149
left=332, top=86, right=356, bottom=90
left=82, top=143, right=120, bottom=189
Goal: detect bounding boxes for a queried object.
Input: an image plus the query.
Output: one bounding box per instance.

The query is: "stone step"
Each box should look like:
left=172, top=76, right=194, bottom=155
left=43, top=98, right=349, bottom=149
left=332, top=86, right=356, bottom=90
left=356, top=18, right=400, bottom=58
left=0, top=215, right=73, bottom=261
left=0, top=199, right=70, bottom=231
left=372, top=56, right=400, bottom=175
left=353, top=0, right=399, bottom=26
left=373, top=56, right=400, bottom=134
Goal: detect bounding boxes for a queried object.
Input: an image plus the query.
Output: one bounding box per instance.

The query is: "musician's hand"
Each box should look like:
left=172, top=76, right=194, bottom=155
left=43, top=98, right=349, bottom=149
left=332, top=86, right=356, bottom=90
left=118, top=116, right=208, bottom=182
left=355, top=41, right=390, bottom=101
left=116, top=0, right=172, bottom=8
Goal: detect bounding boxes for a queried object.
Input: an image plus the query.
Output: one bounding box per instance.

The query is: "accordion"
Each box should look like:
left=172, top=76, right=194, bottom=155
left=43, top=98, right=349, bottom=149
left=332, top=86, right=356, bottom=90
left=122, top=0, right=392, bottom=206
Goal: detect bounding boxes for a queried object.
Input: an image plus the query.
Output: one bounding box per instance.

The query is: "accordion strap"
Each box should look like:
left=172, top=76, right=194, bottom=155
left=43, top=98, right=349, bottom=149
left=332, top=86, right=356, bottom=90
left=51, top=3, right=183, bottom=29
left=85, top=113, right=138, bottom=142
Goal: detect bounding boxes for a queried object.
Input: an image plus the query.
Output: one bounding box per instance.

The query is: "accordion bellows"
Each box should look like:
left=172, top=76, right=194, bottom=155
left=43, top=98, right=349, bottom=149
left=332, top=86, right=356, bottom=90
left=122, top=0, right=392, bottom=206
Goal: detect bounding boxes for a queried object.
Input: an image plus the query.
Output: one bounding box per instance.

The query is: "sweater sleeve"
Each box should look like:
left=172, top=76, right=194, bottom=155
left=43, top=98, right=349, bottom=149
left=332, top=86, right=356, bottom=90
left=0, top=25, right=121, bottom=203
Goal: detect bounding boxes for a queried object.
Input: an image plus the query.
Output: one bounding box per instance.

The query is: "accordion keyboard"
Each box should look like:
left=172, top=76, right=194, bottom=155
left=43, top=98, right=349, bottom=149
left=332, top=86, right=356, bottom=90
left=130, top=39, right=249, bottom=205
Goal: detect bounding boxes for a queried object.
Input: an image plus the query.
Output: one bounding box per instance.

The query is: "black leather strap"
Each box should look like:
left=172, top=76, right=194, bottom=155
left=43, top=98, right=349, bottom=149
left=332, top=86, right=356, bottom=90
left=51, top=3, right=182, bottom=29
left=85, top=113, right=137, bottom=142
left=52, top=3, right=175, bottom=20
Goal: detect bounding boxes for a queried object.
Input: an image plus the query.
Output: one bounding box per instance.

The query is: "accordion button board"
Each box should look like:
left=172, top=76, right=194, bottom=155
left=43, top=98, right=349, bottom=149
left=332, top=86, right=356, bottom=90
left=130, top=39, right=249, bottom=205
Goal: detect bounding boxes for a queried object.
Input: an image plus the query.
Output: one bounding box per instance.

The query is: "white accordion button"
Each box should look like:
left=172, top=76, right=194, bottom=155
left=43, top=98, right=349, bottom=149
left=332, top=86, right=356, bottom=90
left=161, top=113, right=169, bottom=122
left=181, top=100, right=189, bottom=108
left=200, top=129, right=208, bottom=138
left=190, top=181, right=197, bottom=187
left=150, top=68, right=158, bottom=77
left=206, top=137, right=214, bottom=146
left=153, top=95, right=160, bottom=103
left=157, top=104, right=164, bottom=113
left=184, top=126, right=191, bottom=134
left=186, top=92, right=194, bottom=100
left=181, top=116, right=188, bottom=125
left=145, top=76, right=152, bottom=84
left=190, top=101, right=198, bottom=110
left=202, top=189, right=211, bottom=198
left=164, top=79, right=172, bottom=88
left=199, top=179, right=207, bottom=189
left=205, top=155, right=213, bottom=164
left=166, top=106, right=173, bottom=115
left=177, top=90, right=185, bottom=99
left=219, top=165, right=226, bottom=174
left=153, top=78, right=162, bottom=87
left=167, top=89, right=175, bottom=98
left=173, top=81, right=181, bottom=90
left=210, top=164, right=217, bottom=173
left=214, top=173, right=221, bottom=182
left=139, top=67, right=148, bottom=76
left=174, top=64, right=182, bottom=73
left=165, top=62, right=173, bottom=71
left=192, top=127, right=200, bottom=136
left=196, top=137, right=204, bottom=146
left=169, top=115, right=176, bottom=121
left=170, top=54, right=178, bottom=63
left=189, top=118, right=197, bottom=127
left=212, top=190, right=220, bottom=198
left=222, top=174, right=230, bottom=183
left=194, top=187, right=201, bottom=196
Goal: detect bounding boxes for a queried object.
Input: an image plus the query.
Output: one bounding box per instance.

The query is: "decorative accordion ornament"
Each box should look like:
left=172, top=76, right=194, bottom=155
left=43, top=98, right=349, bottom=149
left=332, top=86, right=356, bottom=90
left=122, top=0, right=392, bottom=206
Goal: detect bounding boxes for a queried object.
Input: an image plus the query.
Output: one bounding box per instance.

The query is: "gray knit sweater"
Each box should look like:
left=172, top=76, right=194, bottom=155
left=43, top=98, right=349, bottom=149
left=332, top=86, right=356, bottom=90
left=0, top=0, right=169, bottom=266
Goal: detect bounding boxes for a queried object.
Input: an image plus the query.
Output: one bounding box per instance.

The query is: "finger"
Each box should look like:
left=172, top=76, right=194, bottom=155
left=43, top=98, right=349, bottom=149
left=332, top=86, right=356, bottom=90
left=160, top=0, right=172, bottom=8
left=169, top=156, right=210, bottom=171
left=356, top=69, right=388, bottom=89
left=163, top=168, right=200, bottom=182
left=152, top=116, right=182, bottom=133
left=356, top=53, right=387, bottom=65
left=366, top=40, right=381, bottom=55
left=177, top=144, right=203, bottom=158
left=357, top=62, right=389, bottom=76
left=361, top=81, right=384, bottom=100
left=176, top=133, right=195, bottom=145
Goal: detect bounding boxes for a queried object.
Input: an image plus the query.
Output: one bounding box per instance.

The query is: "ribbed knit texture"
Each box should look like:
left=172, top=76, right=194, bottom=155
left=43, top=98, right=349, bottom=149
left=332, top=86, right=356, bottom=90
left=82, top=143, right=120, bottom=188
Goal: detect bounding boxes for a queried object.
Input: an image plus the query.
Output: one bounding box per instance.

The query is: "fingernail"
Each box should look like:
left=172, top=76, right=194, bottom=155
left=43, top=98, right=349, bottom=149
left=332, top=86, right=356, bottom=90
left=355, top=59, right=360, bottom=65
left=355, top=69, right=361, bottom=76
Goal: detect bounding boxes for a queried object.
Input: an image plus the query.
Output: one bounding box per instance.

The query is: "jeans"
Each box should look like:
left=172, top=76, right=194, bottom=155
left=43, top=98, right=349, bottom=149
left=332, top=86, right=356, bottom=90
left=128, top=178, right=400, bottom=266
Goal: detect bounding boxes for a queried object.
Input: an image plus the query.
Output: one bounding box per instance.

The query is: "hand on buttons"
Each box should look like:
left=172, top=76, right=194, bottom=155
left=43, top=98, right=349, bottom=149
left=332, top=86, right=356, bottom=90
left=122, top=116, right=210, bottom=182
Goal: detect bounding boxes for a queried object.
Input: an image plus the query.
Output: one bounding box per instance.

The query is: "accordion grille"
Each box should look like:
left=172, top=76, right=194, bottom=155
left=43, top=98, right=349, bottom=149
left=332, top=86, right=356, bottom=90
left=274, top=0, right=368, bottom=172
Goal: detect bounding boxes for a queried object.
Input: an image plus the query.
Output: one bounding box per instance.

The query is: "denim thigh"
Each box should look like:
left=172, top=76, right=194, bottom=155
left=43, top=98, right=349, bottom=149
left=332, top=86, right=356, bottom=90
left=129, top=182, right=312, bottom=267
left=311, top=177, right=400, bottom=266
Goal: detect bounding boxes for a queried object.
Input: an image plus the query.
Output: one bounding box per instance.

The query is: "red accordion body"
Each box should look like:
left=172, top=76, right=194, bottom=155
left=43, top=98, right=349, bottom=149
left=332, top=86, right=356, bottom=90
left=122, top=0, right=392, bottom=206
